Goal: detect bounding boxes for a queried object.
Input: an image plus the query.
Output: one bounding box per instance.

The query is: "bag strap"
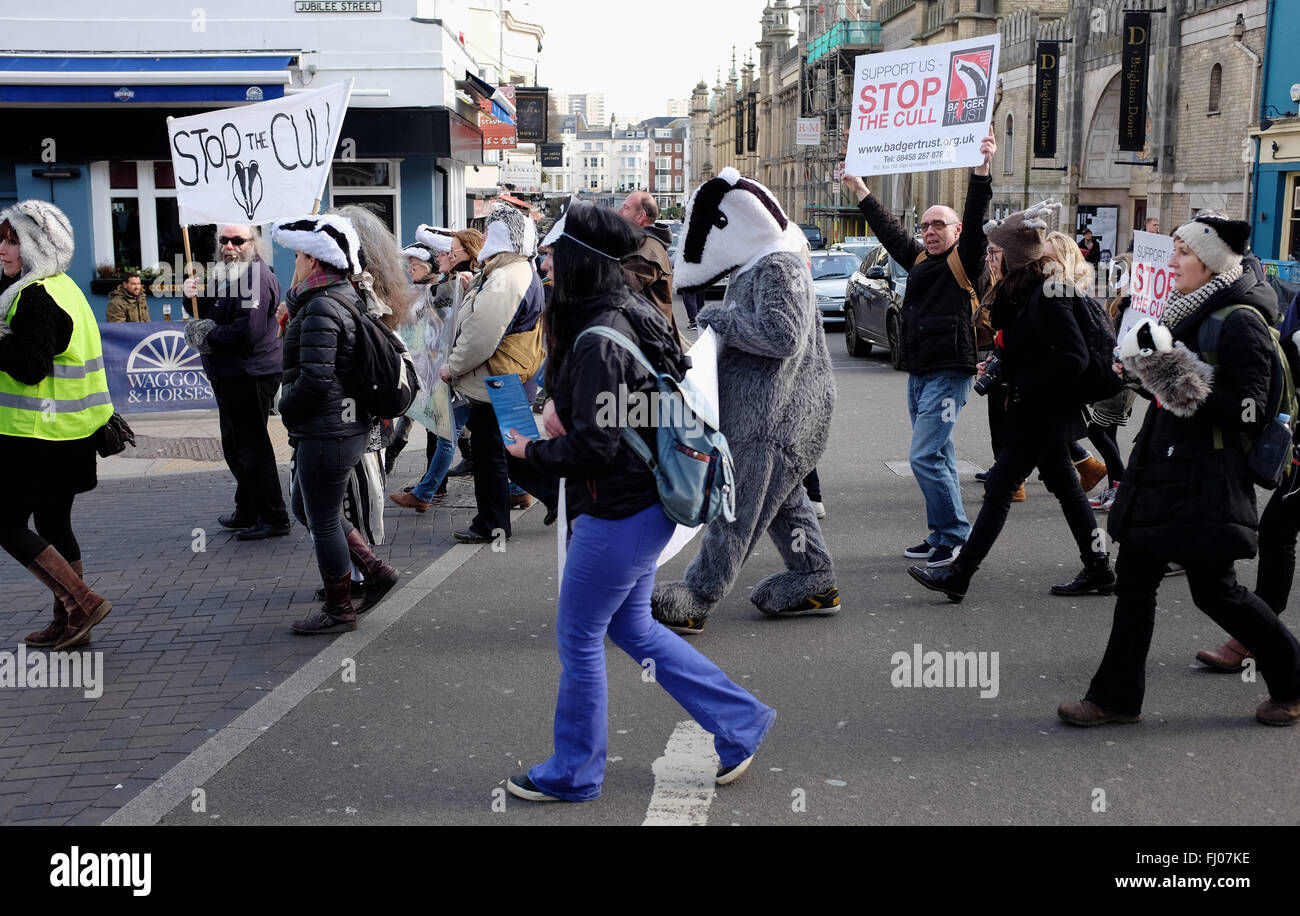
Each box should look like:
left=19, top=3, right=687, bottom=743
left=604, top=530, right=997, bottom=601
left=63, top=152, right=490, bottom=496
left=1197, top=304, right=1290, bottom=452
left=572, top=325, right=658, bottom=468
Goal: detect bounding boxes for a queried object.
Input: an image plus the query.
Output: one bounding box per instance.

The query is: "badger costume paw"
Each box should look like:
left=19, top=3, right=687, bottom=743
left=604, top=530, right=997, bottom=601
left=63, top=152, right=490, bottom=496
left=651, top=581, right=718, bottom=626
left=751, top=570, right=840, bottom=616
left=1123, top=342, right=1214, bottom=418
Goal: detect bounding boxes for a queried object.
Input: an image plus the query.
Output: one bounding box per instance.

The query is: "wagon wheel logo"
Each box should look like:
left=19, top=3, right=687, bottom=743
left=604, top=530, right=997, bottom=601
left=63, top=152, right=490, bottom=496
left=127, top=330, right=204, bottom=374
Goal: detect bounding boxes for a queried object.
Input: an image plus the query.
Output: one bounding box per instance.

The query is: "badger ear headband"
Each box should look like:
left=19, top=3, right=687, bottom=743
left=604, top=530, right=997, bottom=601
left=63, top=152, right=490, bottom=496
left=541, top=199, right=621, bottom=261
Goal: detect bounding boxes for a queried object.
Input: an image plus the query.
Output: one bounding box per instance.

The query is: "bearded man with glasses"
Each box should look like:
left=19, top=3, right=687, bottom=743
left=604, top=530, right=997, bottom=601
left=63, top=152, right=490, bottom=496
left=841, top=129, right=996, bottom=569
left=183, top=223, right=289, bottom=540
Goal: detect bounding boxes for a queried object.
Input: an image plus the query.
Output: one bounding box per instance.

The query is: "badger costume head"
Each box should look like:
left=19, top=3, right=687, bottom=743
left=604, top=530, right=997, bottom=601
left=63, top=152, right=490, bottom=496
left=1119, top=316, right=1213, bottom=417
left=675, top=167, right=806, bottom=293
left=402, top=242, right=437, bottom=262
left=0, top=200, right=75, bottom=316
left=272, top=213, right=365, bottom=276
left=478, top=204, right=529, bottom=263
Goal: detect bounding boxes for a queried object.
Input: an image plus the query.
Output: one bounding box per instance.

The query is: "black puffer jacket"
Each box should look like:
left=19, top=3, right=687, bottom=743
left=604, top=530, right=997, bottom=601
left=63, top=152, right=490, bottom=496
left=524, top=289, right=688, bottom=520
left=856, top=173, right=991, bottom=376
left=278, top=276, right=372, bottom=440
left=1109, top=268, right=1277, bottom=561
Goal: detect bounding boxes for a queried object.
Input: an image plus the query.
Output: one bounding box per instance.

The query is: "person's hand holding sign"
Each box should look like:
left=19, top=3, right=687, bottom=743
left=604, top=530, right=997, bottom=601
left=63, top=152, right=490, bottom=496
left=842, top=173, right=869, bottom=203
left=974, top=127, right=996, bottom=177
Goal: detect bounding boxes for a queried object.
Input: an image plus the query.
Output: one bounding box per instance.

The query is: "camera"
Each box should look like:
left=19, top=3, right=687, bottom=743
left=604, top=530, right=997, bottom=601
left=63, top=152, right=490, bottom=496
left=973, top=355, right=1003, bottom=397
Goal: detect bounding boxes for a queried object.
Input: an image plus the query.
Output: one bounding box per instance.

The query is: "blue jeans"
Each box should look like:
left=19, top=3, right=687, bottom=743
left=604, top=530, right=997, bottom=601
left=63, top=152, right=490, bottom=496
left=411, top=404, right=471, bottom=501
left=906, top=369, right=972, bottom=548
left=529, top=503, right=776, bottom=801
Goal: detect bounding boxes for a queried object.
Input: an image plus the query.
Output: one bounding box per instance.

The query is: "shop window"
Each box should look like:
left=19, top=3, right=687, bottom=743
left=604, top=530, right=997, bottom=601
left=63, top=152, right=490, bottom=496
left=329, top=159, right=399, bottom=234
left=92, top=160, right=206, bottom=277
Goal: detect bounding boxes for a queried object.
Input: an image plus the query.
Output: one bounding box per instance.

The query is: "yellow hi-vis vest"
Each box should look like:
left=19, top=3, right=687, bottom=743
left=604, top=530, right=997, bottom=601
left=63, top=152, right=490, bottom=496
left=0, top=274, right=114, bottom=440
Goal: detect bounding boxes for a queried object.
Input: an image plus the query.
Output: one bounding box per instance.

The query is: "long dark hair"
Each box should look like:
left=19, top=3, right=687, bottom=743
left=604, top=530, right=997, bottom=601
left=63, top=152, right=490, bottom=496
left=999, top=254, right=1057, bottom=308
left=544, top=205, right=637, bottom=376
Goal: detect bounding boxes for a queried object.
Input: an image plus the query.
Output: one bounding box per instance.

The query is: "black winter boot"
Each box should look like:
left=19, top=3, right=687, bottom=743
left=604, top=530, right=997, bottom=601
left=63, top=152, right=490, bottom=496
left=908, top=560, right=975, bottom=603
left=1050, top=556, right=1115, bottom=596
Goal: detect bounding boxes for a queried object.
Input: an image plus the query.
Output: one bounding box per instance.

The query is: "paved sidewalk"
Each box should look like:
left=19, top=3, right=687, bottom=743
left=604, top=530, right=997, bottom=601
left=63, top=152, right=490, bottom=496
left=0, top=409, right=520, bottom=825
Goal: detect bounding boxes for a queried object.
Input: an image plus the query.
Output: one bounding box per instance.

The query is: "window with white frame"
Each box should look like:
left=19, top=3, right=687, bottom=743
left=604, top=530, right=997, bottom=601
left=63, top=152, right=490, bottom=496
left=656, top=157, right=671, bottom=171
left=675, top=143, right=682, bottom=152
left=90, top=160, right=210, bottom=276
left=675, top=175, right=683, bottom=191
left=329, top=159, right=400, bottom=233
left=656, top=174, right=670, bottom=192
left=674, top=158, right=682, bottom=171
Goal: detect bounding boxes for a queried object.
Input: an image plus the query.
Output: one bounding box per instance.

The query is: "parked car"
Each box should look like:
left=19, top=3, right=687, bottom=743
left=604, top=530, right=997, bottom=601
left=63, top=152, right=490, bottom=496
left=799, top=223, right=825, bottom=250
left=809, top=250, right=860, bottom=324
left=843, top=243, right=909, bottom=368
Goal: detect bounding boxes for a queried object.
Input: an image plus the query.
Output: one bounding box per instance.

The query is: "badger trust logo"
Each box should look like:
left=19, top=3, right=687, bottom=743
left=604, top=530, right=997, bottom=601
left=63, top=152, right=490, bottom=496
left=943, top=45, right=994, bottom=127
left=124, top=329, right=213, bottom=406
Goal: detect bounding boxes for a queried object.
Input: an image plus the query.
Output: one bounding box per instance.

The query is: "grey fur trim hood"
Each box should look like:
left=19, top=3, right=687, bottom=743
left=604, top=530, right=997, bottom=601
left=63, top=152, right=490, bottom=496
left=0, top=200, right=75, bottom=316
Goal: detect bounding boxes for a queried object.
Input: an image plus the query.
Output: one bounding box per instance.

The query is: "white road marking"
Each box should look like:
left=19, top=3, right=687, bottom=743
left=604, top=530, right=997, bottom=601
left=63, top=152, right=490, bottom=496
left=642, top=720, right=718, bottom=826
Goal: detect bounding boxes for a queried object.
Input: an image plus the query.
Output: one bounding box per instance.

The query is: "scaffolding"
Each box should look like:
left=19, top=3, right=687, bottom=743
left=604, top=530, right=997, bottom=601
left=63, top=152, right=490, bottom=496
left=800, top=15, right=883, bottom=244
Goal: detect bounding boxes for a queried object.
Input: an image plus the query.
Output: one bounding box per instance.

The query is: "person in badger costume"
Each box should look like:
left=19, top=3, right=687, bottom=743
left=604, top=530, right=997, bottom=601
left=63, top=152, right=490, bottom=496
left=1059, top=215, right=1300, bottom=727
left=650, top=167, right=838, bottom=634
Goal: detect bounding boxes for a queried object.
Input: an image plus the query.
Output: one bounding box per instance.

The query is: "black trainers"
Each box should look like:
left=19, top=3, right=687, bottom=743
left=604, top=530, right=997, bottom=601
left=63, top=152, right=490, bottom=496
left=903, top=541, right=935, bottom=559
left=926, top=544, right=961, bottom=567
left=716, top=754, right=754, bottom=785
left=506, top=774, right=561, bottom=802
left=766, top=586, right=841, bottom=617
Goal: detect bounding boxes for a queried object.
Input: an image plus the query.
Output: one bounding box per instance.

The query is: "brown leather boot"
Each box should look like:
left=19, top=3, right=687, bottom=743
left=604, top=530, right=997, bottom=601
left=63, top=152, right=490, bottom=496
left=1011, top=482, right=1027, bottom=502
left=345, top=529, right=400, bottom=614
left=1196, top=638, right=1252, bottom=672
left=23, top=595, right=68, bottom=648
left=1073, top=455, right=1108, bottom=494
left=292, top=571, right=357, bottom=634
left=26, top=548, right=111, bottom=651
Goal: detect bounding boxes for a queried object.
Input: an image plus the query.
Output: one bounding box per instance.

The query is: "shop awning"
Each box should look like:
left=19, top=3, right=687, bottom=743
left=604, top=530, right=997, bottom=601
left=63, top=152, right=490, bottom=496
left=0, top=53, right=294, bottom=104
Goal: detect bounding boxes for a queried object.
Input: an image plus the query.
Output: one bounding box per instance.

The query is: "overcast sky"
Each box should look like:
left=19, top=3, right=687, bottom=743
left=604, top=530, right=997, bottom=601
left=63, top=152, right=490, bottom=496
left=510, top=0, right=775, bottom=123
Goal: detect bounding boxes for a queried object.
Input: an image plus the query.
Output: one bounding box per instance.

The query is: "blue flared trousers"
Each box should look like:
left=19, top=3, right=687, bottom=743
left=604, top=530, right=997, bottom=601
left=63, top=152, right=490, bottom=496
left=529, top=502, right=776, bottom=801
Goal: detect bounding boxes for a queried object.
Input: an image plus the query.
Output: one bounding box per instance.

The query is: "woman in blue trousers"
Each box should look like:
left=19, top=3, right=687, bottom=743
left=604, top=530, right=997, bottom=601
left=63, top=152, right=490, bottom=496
left=504, top=199, right=774, bottom=802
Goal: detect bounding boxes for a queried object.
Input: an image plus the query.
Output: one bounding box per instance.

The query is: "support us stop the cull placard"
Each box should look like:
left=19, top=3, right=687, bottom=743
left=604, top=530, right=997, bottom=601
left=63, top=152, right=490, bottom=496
left=844, top=34, right=1000, bottom=177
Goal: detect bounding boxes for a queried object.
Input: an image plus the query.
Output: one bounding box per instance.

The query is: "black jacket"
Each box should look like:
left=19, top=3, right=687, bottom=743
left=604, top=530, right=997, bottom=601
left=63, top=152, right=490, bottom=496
left=193, top=257, right=283, bottom=378
left=278, top=277, right=373, bottom=441
left=1109, top=268, right=1278, bottom=561
left=856, top=173, right=992, bottom=376
left=524, top=289, right=688, bottom=520
left=992, top=277, right=1091, bottom=439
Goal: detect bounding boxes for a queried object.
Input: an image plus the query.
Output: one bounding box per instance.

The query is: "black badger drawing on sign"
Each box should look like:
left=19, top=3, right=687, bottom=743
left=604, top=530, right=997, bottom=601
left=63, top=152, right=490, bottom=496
left=956, top=60, right=989, bottom=99
left=232, top=160, right=264, bottom=221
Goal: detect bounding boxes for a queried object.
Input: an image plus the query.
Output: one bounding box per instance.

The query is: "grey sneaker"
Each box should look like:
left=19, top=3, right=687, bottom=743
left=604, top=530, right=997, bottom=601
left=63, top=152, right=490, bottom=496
left=927, top=544, right=962, bottom=568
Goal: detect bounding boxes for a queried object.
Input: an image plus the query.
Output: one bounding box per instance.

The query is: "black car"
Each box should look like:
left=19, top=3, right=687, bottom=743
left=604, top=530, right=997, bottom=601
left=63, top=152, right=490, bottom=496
left=843, top=244, right=909, bottom=369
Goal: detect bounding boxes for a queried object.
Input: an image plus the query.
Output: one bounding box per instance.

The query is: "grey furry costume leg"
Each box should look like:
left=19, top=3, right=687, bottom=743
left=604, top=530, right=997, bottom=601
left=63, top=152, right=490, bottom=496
left=653, top=447, right=834, bottom=622
left=752, top=478, right=836, bottom=614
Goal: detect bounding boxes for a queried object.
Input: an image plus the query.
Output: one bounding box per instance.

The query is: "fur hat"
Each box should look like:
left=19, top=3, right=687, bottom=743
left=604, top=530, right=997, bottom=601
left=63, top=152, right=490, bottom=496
left=478, top=204, right=529, bottom=263
left=1173, top=215, right=1250, bottom=275
left=402, top=242, right=436, bottom=262
left=983, top=200, right=1061, bottom=273
left=675, top=167, right=805, bottom=292
left=272, top=214, right=365, bottom=275
left=0, top=200, right=75, bottom=316
left=415, top=224, right=454, bottom=251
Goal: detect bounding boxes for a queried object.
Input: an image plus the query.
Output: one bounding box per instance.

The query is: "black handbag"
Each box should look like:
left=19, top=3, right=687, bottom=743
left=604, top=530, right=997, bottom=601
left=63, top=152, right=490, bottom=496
left=95, top=412, right=136, bottom=458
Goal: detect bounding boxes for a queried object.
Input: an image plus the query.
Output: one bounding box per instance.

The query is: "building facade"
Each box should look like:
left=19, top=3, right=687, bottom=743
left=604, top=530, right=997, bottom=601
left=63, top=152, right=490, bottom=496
left=0, top=0, right=543, bottom=319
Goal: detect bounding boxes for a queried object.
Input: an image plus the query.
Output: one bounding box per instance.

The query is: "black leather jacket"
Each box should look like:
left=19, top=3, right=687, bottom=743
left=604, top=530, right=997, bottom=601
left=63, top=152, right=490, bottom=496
left=278, top=276, right=373, bottom=440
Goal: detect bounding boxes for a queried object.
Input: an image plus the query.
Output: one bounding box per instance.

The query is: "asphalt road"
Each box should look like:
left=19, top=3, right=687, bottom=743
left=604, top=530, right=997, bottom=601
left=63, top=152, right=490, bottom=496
left=136, top=320, right=1299, bottom=827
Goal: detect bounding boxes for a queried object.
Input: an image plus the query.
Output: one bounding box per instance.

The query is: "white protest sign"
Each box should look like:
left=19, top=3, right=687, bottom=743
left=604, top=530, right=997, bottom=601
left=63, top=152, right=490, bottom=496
left=796, top=117, right=822, bottom=146
left=657, top=327, right=719, bottom=568
left=845, top=34, right=1000, bottom=177
left=1117, top=230, right=1175, bottom=343
left=167, top=80, right=353, bottom=226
